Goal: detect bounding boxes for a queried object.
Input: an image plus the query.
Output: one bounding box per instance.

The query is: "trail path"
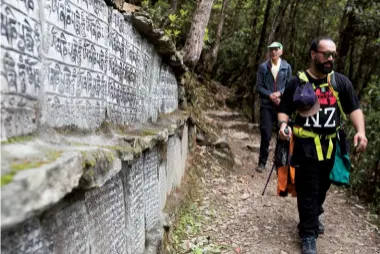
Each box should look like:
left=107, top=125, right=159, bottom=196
left=179, top=108, right=379, bottom=254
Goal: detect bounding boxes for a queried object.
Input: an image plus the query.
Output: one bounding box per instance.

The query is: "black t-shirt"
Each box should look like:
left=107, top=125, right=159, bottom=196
left=278, top=71, right=360, bottom=161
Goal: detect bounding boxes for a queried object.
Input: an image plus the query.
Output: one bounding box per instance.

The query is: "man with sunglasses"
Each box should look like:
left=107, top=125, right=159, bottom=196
left=277, top=36, right=367, bottom=254
left=255, top=41, right=292, bottom=173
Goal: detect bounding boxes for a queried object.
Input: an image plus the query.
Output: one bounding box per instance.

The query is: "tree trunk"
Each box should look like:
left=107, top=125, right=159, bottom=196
left=289, top=0, right=299, bottom=57
left=267, top=0, right=290, bottom=44
left=249, top=0, right=262, bottom=46
left=170, top=0, right=178, bottom=11
left=183, top=0, right=215, bottom=67
left=316, top=0, right=326, bottom=36
left=336, top=1, right=356, bottom=73
left=205, top=0, right=229, bottom=73
left=348, top=39, right=355, bottom=82
left=251, top=0, right=272, bottom=123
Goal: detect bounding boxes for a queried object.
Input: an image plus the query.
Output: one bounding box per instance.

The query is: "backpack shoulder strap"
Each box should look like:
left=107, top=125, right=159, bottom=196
left=297, top=71, right=309, bottom=83
left=330, top=71, right=337, bottom=90
left=327, top=71, right=347, bottom=121
left=297, top=71, right=316, bottom=89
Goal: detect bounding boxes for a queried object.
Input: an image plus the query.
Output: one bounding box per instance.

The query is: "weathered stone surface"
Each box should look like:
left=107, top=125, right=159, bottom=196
left=0, top=0, right=42, bottom=140
left=212, top=137, right=230, bottom=149
left=246, top=143, right=260, bottom=152
left=114, top=0, right=125, bottom=10
left=1, top=0, right=180, bottom=141
left=122, top=156, right=146, bottom=254
left=232, top=131, right=250, bottom=140
left=42, top=195, right=90, bottom=253
left=85, top=177, right=127, bottom=253
left=0, top=0, right=190, bottom=252
left=123, top=2, right=141, bottom=13
left=143, top=148, right=160, bottom=231
left=131, top=12, right=187, bottom=75
left=144, top=223, right=164, bottom=254
left=1, top=110, right=188, bottom=230
left=167, top=135, right=183, bottom=188
left=1, top=218, right=47, bottom=253
left=79, top=149, right=122, bottom=189
left=1, top=151, right=82, bottom=229
left=1, top=117, right=189, bottom=252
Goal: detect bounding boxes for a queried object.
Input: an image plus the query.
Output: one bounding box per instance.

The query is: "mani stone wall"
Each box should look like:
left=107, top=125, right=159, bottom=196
left=1, top=0, right=191, bottom=253
left=1, top=0, right=178, bottom=141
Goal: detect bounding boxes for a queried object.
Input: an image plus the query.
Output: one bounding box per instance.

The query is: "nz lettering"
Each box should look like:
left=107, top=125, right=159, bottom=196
left=304, top=107, right=336, bottom=128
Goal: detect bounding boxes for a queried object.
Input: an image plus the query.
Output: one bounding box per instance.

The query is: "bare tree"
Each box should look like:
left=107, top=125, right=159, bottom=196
left=267, top=0, right=290, bottom=44
left=251, top=0, right=272, bottom=123
left=205, top=0, right=229, bottom=73
left=183, top=0, right=215, bottom=67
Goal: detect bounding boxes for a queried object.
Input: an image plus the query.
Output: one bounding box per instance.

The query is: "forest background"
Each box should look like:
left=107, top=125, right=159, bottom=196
left=140, top=0, right=380, bottom=214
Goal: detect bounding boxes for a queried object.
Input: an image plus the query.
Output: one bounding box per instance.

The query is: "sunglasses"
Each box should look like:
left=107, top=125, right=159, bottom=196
left=315, top=51, right=338, bottom=60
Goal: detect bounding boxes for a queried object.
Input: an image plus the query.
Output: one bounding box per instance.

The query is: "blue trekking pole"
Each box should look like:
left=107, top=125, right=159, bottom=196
left=261, top=126, right=289, bottom=196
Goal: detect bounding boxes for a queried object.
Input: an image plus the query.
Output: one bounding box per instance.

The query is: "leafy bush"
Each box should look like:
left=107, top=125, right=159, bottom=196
left=141, top=0, right=193, bottom=46
left=347, top=75, right=380, bottom=214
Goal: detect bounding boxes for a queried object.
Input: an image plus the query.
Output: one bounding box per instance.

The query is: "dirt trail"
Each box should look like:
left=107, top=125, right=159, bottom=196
left=176, top=108, right=379, bottom=254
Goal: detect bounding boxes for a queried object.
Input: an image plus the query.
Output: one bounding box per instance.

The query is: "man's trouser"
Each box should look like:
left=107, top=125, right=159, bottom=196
left=295, top=142, right=336, bottom=237
left=259, top=106, right=277, bottom=166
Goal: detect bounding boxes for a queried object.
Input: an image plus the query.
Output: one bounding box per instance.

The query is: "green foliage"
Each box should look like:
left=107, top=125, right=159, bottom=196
left=141, top=0, right=171, bottom=25
left=347, top=75, right=380, bottom=214
left=170, top=202, right=228, bottom=253
left=141, top=0, right=193, bottom=46
left=203, top=27, right=210, bottom=44
left=164, top=11, right=188, bottom=44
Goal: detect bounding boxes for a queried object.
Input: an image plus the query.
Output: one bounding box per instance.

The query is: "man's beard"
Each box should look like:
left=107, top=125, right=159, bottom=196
left=315, top=60, right=334, bottom=74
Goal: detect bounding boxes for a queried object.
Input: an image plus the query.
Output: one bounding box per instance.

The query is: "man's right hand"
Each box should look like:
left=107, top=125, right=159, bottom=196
left=269, top=93, right=277, bottom=101
left=270, top=92, right=281, bottom=101
left=279, top=123, right=292, bottom=140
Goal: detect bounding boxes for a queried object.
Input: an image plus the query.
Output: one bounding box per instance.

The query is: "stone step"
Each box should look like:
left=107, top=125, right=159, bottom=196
left=204, top=110, right=246, bottom=122
left=219, top=121, right=259, bottom=133
left=246, top=143, right=275, bottom=153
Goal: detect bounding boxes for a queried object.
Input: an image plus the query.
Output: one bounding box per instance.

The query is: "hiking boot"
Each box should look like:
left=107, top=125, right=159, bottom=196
left=301, top=236, right=317, bottom=254
left=255, top=164, right=265, bottom=173
left=318, top=220, right=325, bottom=234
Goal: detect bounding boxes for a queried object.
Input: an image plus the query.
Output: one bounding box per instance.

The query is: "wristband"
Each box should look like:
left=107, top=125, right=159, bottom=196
left=278, top=121, right=288, bottom=129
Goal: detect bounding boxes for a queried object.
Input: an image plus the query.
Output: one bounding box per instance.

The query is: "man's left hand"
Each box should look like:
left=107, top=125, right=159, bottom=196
left=274, top=91, right=281, bottom=98
left=353, top=132, right=368, bottom=152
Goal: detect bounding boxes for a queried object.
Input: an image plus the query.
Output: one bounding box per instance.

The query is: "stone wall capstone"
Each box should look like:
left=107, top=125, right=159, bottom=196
left=1, top=125, right=190, bottom=253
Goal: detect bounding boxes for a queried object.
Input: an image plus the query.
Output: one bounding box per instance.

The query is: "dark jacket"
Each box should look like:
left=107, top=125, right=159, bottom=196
left=256, top=59, right=292, bottom=108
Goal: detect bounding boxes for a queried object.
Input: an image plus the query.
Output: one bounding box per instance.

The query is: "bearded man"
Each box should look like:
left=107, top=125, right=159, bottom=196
left=277, top=36, right=367, bottom=254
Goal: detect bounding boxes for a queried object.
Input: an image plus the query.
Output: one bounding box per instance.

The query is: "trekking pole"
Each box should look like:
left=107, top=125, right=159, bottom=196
left=261, top=127, right=289, bottom=196
left=261, top=163, right=276, bottom=196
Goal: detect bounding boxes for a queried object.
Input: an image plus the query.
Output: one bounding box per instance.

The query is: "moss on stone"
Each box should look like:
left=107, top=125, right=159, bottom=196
left=1, top=134, right=35, bottom=145
left=81, top=151, right=97, bottom=169
left=1, top=150, right=63, bottom=187
left=141, top=129, right=159, bottom=136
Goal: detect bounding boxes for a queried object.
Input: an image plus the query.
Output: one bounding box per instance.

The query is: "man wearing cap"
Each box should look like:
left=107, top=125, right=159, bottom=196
left=255, top=41, right=292, bottom=173
left=277, top=36, right=367, bottom=254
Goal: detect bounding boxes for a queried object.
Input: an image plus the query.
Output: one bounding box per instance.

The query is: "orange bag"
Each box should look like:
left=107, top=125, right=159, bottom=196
left=277, top=135, right=297, bottom=197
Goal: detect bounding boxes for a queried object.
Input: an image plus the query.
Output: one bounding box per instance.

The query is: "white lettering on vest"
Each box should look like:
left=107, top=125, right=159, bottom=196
left=324, top=107, right=336, bottom=127
left=304, top=108, right=322, bottom=127
left=304, top=107, right=336, bottom=128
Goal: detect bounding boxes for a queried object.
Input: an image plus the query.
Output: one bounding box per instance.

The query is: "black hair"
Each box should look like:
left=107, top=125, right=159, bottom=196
left=309, top=36, right=334, bottom=58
